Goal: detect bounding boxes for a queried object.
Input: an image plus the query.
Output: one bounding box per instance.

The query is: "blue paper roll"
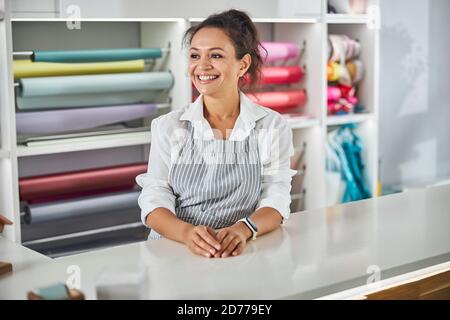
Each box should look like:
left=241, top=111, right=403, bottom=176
left=33, top=48, right=162, bottom=63
left=16, top=103, right=158, bottom=134
left=19, top=72, right=173, bottom=97
left=16, top=90, right=160, bottom=110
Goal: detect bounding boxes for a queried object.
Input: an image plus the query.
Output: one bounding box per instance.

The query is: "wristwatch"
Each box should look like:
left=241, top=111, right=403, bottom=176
left=238, top=217, right=258, bottom=240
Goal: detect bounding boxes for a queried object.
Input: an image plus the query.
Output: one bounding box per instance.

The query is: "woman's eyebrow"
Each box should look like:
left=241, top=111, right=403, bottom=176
left=190, top=47, right=225, bottom=51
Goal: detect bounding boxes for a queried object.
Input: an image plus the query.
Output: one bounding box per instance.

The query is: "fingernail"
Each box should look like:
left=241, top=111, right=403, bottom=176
left=215, top=245, right=221, bottom=250
left=221, top=253, right=227, bottom=258
left=210, top=249, right=216, bottom=255
left=205, top=253, right=211, bottom=258
left=232, top=252, right=237, bottom=256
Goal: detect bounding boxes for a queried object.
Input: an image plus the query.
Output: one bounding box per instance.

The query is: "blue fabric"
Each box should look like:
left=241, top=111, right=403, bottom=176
left=327, top=124, right=371, bottom=203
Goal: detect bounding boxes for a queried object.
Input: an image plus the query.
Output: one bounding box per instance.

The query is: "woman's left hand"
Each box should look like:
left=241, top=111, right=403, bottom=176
left=214, top=222, right=251, bottom=258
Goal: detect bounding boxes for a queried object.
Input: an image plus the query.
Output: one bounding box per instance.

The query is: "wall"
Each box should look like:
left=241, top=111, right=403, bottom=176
left=379, top=0, right=450, bottom=188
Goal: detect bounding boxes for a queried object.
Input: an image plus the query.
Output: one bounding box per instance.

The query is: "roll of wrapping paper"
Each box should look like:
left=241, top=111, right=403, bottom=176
left=327, top=86, right=341, bottom=101
left=16, top=103, right=158, bottom=134
left=19, top=72, right=173, bottom=97
left=16, top=90, right=159, bottom=110
left=32, top=48, right=162, bottom=63
left=13, top=59, right=145, bottom=80
left=19, top=163, right=148, bottom=202
left=247, top=90, right=307, bottom=110
left=243, top=66, right=304, bottom=85
left=23, top=190, right=141, bottom=224
left=260, top=42, right=300, bottom=63
left=346, top=60, right=364, bottom=84
left=327, top=62, right=341, bottom=82
left=260, top=66, right=304, bottom=84
left=27, top=185, right=136, bottom=205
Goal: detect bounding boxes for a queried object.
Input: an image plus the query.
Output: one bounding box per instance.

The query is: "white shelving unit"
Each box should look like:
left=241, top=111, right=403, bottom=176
left=0, top=0, right=379, bottom=245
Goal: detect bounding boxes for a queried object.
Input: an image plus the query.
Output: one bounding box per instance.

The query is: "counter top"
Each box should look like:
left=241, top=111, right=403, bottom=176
left=1, top=184, right=449, bottom=299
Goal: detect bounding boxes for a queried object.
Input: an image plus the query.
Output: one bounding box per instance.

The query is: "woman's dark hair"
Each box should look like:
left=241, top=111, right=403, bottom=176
left=182, top=9, right=266, bottom=92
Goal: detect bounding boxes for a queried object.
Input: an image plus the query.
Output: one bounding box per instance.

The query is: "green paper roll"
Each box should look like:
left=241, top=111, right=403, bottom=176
left=16, top=90, right=159, bottom=110
left=19, top=72, right=173, bottom=97
left=33, top=48, right=162, bottom=62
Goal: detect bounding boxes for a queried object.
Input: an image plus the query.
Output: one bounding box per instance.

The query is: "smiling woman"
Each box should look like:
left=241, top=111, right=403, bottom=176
left=136, top=9, right=296, bottom=259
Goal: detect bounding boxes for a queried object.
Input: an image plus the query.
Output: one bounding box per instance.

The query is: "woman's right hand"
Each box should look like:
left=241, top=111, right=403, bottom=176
left=182, top=225, right=221, bottom=258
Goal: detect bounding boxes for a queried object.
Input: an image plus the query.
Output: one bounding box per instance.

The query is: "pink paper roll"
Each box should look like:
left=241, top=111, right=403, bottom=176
left=260, top=42, right=300, bottom=63
left=243, top=66, right=304, bottom=85
left=247, top=90, right=307, bottom=110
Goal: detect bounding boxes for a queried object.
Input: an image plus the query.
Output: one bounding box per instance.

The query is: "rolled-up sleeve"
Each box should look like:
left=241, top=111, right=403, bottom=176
left=136, top=117, right=176, bottom=227
left=256, top=117, right=296, bottom=221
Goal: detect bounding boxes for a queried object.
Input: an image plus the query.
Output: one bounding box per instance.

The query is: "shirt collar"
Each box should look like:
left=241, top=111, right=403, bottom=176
left=180, top=91, right=267, bottom=127
left=179, top=91, right=268, bottom=140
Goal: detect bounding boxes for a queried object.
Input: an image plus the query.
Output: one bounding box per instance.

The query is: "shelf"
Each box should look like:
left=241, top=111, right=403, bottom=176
left=326, top=113, right=374, bottom=126
left=11, top=18, right=185, bottom=22
left=326, top=14, right=372, bottom=24
left=189, top=17, right=320, bottom=23
left=0, top=149, right=10, bottom=158
left=17, top=131, right=151, bottom=157
left=284, top=116, right=320, bottom=130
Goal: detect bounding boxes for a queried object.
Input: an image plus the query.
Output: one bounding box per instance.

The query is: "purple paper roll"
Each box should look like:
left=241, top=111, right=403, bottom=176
left=16, top=103, right=158, bottom=134
left=260, top=42, right=300, bottom=63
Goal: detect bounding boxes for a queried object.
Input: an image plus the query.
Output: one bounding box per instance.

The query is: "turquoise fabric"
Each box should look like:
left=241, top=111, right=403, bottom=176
left=19, top=72, right=173, bottom=97
left=326, top=124, right=371, bottom=203
left=33, top=48, right=162, bottom=62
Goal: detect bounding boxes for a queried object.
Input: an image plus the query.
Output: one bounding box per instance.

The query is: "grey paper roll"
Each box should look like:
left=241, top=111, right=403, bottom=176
left=16, top=103, right=157, bottom=134
left=19, top=72, right=173, bottom=97
left=24, top=190, right=140, bottom=224
left=16, top=90, right=160, bottom=110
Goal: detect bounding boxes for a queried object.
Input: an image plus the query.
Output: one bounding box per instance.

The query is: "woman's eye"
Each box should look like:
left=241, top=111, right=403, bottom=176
left=190, top=54, right=199, bottom=59
left=211, top=54, right=222, bottom=58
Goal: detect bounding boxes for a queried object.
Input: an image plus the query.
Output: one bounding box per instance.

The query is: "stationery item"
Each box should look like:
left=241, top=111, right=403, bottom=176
left=27, top=282, right=85, bottom=300
left=327, top=86, right=342, bottom=101
left=346, top=59, right=364, bottom=84
left=32, top=48, right=162, bottom=63
left=260, top=66, right=304, bottom=84
left=13, top=59, right=145, bottom=79
left=18, top=72, right=173, bottom=97
left=19, top=163, right=147, bottom=202
left=327, top=62, right=341, bottom=82
left=243, top=66, right=304, bottom=85
left=16, top=103, right=158, bottom=134
left=22, top=190, right=141, bottom=224
left=247, top=90, right=307, bottom=110
left=260, top=42, right=300, bottom=63
left=0, top=262, right=13, bottom=276
left=16, top=90, right=160, bottom=110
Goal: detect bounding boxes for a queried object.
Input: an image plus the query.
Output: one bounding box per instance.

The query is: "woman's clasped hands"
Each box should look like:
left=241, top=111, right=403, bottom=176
left=182, top=222, right=251, bottom=258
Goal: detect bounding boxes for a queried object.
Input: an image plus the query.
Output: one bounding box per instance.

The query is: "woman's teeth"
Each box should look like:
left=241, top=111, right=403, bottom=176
left=198, top=75, right=219, bottom=81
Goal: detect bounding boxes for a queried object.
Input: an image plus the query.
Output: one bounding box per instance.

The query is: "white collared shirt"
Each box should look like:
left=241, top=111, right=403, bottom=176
left=136, top=91, right=296, bottom=226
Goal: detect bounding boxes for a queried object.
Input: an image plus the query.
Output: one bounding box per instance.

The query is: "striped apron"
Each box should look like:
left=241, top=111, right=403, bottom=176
left=149, top=121, right=262, bottom=239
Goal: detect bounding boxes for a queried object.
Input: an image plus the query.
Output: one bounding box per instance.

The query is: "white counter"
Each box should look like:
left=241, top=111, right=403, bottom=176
left=1, top=184, right=449, bottom=299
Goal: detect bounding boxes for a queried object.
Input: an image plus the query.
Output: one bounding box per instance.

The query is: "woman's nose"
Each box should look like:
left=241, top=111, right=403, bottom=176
left=198, top=56, right=212, bottom=70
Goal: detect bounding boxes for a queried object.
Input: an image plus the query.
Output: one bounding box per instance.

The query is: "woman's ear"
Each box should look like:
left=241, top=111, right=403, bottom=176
left=239, top=53, right=252, bottom=77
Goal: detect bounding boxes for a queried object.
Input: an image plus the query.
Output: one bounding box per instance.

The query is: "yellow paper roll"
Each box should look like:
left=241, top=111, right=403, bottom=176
left=13, top=59, right=145, bottom=79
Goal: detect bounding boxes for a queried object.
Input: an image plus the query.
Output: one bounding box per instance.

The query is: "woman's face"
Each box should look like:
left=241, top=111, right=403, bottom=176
left=188, top=27, right=250, bottom=97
